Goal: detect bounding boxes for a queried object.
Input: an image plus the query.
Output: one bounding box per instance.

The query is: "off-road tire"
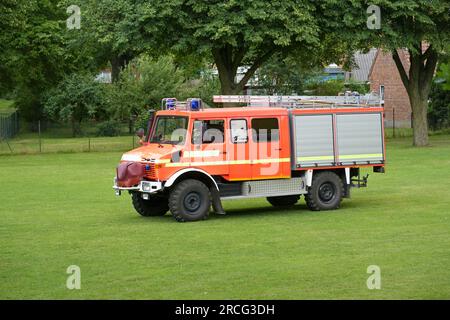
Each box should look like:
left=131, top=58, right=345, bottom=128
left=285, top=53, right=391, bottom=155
left=169, top=179, right=211, bottom=222
left=266, top=195, right=300, bottom=207
left=131, top=193, right=169, bottom=217
left=305, top=171, right=343, bottom=211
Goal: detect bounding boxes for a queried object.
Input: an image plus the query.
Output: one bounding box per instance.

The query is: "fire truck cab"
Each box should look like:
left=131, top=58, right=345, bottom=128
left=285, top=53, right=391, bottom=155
left=114, top=95, right=385, bottom=222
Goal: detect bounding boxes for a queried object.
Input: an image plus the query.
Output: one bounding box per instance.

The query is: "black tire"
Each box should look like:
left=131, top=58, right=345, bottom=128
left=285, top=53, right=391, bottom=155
left=267, top=195, right=300, bottom=207
left=131, top=193, right=169, bottom=217
left=169, top=179, right=211, bottom=222
left=305, top=171, right=343, bottom=211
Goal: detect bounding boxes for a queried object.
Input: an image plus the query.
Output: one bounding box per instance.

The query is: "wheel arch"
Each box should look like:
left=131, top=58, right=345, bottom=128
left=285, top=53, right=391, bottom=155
left=164, top=168, right=219, bottom=191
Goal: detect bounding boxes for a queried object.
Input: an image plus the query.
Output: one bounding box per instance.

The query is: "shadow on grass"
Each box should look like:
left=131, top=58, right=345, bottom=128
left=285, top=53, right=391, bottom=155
left=115, top=198, right=367, bottom=224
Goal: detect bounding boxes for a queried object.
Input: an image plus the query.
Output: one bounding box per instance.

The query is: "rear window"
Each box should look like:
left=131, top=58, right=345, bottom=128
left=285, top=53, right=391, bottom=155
left=251, top=118, right=279, bottom=142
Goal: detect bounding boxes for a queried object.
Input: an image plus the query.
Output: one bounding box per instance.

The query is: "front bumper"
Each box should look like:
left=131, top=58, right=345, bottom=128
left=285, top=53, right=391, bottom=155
left=113, top=178, right=163, bottom=196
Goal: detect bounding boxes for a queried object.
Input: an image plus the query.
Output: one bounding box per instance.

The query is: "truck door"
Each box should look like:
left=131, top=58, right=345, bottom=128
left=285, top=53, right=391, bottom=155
left=250, top=116, right=291, bottom=180
left=190, top=118, right=227, bottom=176
left=227, top=118, right=251, bottom=181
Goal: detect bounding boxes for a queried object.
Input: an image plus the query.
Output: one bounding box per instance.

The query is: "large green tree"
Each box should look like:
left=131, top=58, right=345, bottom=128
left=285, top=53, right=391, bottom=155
left=320, top=0, right=450, bottom=146
left=66, top=0, right=152, bottom=82
left=137, top=0, right=332, bottom=95
left=1, top=0, right=83, bottom=124
left=0, top=0, right=29, bottom=94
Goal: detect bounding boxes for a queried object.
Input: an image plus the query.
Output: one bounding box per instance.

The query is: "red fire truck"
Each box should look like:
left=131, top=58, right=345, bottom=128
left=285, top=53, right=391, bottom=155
left=114, top=95, right=385, bottom=222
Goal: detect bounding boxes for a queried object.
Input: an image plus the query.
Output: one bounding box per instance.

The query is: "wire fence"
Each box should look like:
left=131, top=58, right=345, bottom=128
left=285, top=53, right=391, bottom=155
left=0, top=117, right=141, bottom=155
left=0, top=111, right=19, bottom=140
left=0, top=135, right=139, bottom=155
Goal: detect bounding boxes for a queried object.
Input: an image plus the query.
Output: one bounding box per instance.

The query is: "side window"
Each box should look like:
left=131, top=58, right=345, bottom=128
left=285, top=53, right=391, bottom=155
left=252, top=118, right=279, bottom=142
left=230, top=119, right=248, bottom=143
left=192, top=119, right=224, bottom=144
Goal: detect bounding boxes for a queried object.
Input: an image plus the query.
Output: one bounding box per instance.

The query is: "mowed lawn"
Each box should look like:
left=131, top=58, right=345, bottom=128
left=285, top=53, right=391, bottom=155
left=0, top=135, right=449, bottom=299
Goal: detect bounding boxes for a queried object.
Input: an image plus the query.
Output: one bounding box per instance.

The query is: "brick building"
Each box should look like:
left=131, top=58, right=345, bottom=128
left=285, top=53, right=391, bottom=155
left=347, top=49, right=412, bottom=128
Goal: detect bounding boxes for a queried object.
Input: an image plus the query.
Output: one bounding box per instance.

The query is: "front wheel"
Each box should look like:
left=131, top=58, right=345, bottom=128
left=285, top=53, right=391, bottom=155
left=131, top=193, right=169, bottom=217
left=169, top=179, right=211, bottom=222
left=305, top=171, right=343, bottom=211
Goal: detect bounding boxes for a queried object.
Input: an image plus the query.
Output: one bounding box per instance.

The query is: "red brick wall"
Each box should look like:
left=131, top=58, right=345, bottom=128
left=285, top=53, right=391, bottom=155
left=369, top=50, right=412, bottom=128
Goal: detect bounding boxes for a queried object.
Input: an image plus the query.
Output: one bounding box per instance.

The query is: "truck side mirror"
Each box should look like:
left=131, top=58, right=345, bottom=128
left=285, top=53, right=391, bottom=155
left=136, top=128, right=145, bottom=138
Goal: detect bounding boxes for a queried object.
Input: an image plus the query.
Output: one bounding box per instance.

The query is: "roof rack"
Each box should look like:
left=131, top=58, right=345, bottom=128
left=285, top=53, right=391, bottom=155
left=213, top=92, right=382, bottom=109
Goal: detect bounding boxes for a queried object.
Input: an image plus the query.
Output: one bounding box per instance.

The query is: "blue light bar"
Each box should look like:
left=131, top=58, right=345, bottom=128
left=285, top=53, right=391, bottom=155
left=190, top=99, right=201, bottom=111
left=166, top=99, right=176, bottom=110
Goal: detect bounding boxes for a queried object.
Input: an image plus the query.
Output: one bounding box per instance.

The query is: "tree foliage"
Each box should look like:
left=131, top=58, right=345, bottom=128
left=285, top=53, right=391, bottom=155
left=136, top=0, right=347, bottom=95
left=43, top=73, right=107, bottom=136
left=320, top=0, right=450, bottom=146
left=64, top=0, right=151, bottom=82
left=1, top=0, right=83, bottom=125
left=428, top=82, right=450, bottom=131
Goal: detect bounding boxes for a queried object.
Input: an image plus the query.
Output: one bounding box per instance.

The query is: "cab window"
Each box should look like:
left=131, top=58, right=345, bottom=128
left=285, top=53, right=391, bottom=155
left=192, top=119, right=224, bottom=144
left=251, top=118, right=279, bottom=142
left=230, top=119, right=248, bottom=143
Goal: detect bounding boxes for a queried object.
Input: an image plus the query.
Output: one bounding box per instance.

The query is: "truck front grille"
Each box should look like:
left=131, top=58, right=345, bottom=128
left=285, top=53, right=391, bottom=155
left=144, top=163, right=157, bottom=180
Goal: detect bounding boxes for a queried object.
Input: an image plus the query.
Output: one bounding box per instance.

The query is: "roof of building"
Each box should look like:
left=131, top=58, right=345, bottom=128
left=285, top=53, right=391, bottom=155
left=349, top=49, right=378, bottom=82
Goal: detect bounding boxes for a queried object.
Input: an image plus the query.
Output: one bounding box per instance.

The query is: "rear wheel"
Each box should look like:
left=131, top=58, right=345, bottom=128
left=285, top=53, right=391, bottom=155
left=305, top=171, right=343, bottom=211
left=169, top=179, right=211, bottom=222
left=267, top=195, right=300, bottom=207
left=131, top=193, right=169, bottom=217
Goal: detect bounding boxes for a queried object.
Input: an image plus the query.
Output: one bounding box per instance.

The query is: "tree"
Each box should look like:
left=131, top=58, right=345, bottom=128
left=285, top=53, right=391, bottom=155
left=256, top=52, right=324, bottom=95
left=43, top=73, right=107, bottom=136
left=0, top=0, right=29, bottom=95
left=320, top=0, right=450, bottom=146
left=137, top=0, right=327, bottom=95
left=65, top=0, right=151, bottom=82
left=1, top=0, right=83, bottom=125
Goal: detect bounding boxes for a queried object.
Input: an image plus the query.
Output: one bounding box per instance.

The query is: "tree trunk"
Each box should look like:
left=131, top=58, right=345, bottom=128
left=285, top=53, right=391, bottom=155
left=409, top=94, right=429, bottom=146
left=212, top=46, right=275, bottom=96
left=392, top=44, right=438, bottom=147
left=71, top=117, right=81, bottom=137
left=110, top=54, right=132, bottom=83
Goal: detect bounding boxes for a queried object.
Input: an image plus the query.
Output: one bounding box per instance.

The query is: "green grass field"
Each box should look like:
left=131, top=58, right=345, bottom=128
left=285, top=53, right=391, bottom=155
left=1, top=135, right=450, bottom=299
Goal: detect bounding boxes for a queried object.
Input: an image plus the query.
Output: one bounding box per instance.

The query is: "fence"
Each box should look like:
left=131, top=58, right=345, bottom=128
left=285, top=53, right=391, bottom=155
left=0, top=133, right=139, bottom=155
left=0, top=111, right=19, bottom=140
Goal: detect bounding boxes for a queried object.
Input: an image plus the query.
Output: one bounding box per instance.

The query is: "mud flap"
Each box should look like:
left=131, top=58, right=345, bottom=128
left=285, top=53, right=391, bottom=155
left=210, top=187, right=226, bottom=215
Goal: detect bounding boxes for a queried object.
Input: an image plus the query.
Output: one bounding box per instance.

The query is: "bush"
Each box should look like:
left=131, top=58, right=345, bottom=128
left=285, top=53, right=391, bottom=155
left=108, top=55, right=221, bottom=120
left=107, top=55, right=185, bottom=121
left=344, top=81, right=370, bottom=94
left=43, top=73, right=107, bottom=136
left=96, top=120, right=122, bottom=137
left=306, top=79, right=345, bottom=96
left=428, top=82, right=450, bottom=130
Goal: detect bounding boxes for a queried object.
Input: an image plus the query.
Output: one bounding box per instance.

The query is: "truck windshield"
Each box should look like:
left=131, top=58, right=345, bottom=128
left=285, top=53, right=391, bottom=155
left=150, top=116, right=188, bottom=144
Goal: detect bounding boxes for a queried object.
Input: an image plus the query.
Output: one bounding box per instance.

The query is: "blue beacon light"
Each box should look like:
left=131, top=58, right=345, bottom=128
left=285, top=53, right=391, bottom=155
left=166, top=99, right=176, bottom=110
left=190, top=99, right=200, bottom=111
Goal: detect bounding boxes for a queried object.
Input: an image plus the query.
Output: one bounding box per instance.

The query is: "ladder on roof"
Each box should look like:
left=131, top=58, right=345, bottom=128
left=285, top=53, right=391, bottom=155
left=213, top=92, right=382, bottom=109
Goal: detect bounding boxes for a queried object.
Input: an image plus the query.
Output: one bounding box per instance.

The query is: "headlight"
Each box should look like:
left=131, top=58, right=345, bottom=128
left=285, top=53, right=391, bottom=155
left=141, top=181, right=152, bottom=192
left=121, top=154, right=141, bottom=162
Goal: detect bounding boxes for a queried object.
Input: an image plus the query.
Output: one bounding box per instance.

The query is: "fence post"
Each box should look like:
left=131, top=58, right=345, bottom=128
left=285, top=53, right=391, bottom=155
left=38, top=120, right=42, bottom=153
left=88, top=137, right=91, bottom=152
left=392, top=108, right=396, bottom=138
